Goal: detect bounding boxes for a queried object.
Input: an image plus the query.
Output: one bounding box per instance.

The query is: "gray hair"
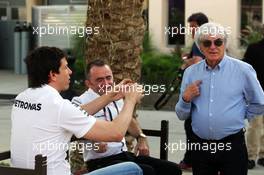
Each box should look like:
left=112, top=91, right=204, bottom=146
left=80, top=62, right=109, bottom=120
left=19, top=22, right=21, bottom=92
left=194, top=22, right=228, bottom=50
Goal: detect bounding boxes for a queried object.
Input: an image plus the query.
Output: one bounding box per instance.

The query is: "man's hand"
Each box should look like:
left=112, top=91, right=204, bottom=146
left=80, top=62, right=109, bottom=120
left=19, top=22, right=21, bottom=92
left=134, top=138, right=150, bottom=156
left=106, top=79, right=134, bottom=101
left=119, top=78, right=134, bottom=86
left=183, top=80, right=202, bottom=102
left=124, top=83, right=144, bottom=104
left=94, top=142, right=108, bottom=153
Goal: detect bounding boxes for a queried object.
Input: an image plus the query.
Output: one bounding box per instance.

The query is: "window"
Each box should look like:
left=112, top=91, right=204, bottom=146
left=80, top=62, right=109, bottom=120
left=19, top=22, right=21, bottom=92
left=241, top=0, right=262, bottom=28
left=0, top=8, right=7, bottom=20
left=11, top=8, right=18, bottom=20
left=168, top=0, right=185, bottom=45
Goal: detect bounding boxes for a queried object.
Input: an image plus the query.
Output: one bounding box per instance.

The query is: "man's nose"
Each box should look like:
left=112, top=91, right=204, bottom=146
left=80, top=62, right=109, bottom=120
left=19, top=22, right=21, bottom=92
left=68, top=68, right=72, bottom=75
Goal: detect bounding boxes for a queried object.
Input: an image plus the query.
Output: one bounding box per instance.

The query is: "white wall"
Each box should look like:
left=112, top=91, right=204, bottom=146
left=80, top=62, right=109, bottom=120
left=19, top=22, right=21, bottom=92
left=263, top=1, right=264, bottom=23
left=149, top=0, right=171, bottom=52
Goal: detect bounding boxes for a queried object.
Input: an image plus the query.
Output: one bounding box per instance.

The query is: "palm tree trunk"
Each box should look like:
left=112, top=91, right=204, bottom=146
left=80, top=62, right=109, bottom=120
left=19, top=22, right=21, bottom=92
left=85, top=0, right=145, bottom=83
left=70, top=1, right=146, bottom=172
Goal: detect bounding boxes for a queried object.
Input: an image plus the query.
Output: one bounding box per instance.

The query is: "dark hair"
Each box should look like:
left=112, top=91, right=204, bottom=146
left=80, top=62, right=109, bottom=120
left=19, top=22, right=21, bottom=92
left=25, top=46, right=66, bottom=88
left=188, top=12, right=209, bottom=26
left=86, top=59, right=106, bottom=79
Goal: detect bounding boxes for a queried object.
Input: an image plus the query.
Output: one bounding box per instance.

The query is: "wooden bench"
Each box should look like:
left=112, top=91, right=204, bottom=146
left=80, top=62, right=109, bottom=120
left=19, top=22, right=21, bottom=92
left=70, top=120, right=169, bottom=175
left=0, top=151, right=47, bottom=175
left=142, top=120, right=169, bottom=160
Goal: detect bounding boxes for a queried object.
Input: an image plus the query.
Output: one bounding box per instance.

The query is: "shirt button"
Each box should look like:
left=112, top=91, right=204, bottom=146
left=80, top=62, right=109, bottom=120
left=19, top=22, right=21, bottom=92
left=213, top=73, right=215, bottom=75
left=211, top=86, right=214, bottom=89
left=210, top=99, right=213, bottom=102
left=209, top=113, right=213, bottom=116
left=209, top=127, right=213, bottom=130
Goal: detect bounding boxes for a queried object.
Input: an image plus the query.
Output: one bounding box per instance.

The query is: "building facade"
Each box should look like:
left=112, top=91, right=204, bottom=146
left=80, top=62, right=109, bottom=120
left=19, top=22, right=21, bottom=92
left=149, top=0, right=264, bottom=57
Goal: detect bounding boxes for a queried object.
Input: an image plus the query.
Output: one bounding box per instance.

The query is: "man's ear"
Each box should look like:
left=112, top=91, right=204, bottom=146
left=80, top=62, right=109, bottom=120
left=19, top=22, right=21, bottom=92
left=85, top=79, right=91, bottom=88
left=48, top=71, right=57, bottom=82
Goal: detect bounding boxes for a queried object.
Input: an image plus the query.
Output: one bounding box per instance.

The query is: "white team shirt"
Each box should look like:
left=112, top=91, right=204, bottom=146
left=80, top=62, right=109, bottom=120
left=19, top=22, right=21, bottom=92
left=72, top=88, right=127, bottom=161
left=11, top=85, right=96, bottom=175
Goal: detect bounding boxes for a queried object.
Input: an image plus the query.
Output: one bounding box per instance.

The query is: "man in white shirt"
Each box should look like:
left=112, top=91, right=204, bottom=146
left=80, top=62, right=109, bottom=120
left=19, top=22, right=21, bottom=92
left=10, top=46, right=144, bottom=175
left=72, top=60, right=182, bottom=175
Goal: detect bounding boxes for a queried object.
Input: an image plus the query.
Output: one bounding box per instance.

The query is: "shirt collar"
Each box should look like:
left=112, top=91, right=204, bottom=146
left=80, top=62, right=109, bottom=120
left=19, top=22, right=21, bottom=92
left=86, top=88, right=119, bottom=110
left=44, top=84, right=60, bottom=95
left=204, top=54, right=227, bottom=71
left=86, top=88, right=101, bottom=98
left=41, top=84, right=63, bottom=99
left=86, top=88, right=122, bottom=108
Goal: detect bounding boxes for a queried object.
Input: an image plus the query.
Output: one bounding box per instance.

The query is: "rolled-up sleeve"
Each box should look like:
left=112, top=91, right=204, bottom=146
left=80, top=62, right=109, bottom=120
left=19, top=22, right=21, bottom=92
left=175, top=68, right=192, bottom=120
left=175, top=97, right=191, bottom=120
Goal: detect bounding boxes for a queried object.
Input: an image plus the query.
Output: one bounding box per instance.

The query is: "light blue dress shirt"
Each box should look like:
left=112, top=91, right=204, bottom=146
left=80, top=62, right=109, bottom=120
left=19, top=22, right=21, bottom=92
left=175, top=55, right=264, bottom=140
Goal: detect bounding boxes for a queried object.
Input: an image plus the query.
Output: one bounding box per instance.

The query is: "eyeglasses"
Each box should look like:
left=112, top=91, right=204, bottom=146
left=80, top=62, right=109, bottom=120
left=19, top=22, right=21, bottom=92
left=202, top=38, right=224, bottom=48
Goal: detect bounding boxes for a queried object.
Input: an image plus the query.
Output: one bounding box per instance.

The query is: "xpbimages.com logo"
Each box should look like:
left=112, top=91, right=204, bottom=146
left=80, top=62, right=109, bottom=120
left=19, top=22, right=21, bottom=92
left=165, top=140, right=232, bottom=154
left=32, top=24, right=100, bottom=37
left=33, top=141, right=100, bottom=153
left=165, top=24, right=232, bottom=37
left=99, top=83, right=166, bottom=96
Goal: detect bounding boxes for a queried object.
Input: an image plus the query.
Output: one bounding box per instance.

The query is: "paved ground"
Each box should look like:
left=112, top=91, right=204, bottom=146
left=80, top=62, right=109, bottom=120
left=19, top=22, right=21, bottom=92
left=0, top=70, right=263, bottom=174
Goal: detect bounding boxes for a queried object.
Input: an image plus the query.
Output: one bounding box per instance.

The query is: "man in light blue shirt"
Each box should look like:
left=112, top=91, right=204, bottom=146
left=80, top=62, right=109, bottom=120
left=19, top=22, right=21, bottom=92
left=175, top=22, right=264, bottom=175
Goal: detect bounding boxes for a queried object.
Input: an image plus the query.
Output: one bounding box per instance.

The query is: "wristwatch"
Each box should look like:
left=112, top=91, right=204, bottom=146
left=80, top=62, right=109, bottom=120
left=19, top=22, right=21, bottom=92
left=136, top=133, right=147, bottom=140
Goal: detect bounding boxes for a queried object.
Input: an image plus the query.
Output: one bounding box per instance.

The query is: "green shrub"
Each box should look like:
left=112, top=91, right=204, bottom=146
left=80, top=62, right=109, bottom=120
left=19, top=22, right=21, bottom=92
left=141, top=52, right=181, bottom=85
left=240, top=25, right=263, bottom=47
left=0, top=161, right=10, bottom=167
left=71, top=35, right=86, bottom=93
left=141, top=32, right=182, bottom=86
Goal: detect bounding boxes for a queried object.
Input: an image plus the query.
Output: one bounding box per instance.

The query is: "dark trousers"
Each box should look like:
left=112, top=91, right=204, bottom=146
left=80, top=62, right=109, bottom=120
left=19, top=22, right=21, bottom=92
left=182, top=118, right=193, bottom=165
left=191, top=129, right=248, bottom=175
left=86, top=152, right=182, bottom=175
